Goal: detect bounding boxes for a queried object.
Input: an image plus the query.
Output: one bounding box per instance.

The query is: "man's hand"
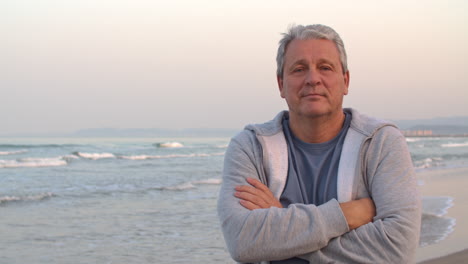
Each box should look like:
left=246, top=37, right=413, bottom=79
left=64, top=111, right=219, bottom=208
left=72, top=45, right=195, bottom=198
left=234, top=178, right=375, bottom=229
left=234, top=178, right=283, bottom=210
left=339, top=198, right=376, bottom=230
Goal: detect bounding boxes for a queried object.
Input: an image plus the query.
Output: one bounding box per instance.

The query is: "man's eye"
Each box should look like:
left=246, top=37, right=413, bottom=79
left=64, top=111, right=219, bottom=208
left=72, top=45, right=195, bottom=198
left=320, top=66, right=332, bottom=71
left=293, top=68, right=304, bottom=73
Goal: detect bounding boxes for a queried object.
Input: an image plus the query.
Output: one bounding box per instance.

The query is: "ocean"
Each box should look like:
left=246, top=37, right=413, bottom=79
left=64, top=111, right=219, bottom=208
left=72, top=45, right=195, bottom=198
left=1, top=136, right=467, bottom=263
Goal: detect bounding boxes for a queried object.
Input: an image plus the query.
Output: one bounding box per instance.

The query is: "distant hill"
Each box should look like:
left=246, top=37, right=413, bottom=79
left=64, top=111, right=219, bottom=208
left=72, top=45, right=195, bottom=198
left=2, top=115, right=467, bottom=138
left=69, top=128, right=240, bottom=138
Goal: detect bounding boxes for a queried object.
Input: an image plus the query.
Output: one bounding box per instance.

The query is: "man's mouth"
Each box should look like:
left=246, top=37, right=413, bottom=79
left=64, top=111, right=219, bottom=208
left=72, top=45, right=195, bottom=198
left=302, top=93, right=324, bottom=99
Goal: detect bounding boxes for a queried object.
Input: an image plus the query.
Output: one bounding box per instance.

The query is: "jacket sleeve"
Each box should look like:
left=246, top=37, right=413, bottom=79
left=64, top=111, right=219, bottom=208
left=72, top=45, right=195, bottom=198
left=299, top=127, right=422, bottom=263
left=217, top=131, right=350, bottom=263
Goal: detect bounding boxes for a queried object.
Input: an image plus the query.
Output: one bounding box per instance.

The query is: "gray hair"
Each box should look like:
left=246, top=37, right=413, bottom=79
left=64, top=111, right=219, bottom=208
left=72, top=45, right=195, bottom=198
left=276, top=24, right=348, bottom=77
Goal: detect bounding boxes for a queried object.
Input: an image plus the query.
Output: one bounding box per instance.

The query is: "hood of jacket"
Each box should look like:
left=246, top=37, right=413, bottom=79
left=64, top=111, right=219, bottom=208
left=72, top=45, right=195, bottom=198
left=244, top=108, right=397, bottom=139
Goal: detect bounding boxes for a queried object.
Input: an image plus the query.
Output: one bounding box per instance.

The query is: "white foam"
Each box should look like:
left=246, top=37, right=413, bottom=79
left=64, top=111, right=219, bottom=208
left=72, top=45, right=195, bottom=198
left=0, top=157, right=68, bottom=168
left=420, top=214, right=456, bottom=247
left=62, top=154, right=80, bottom=161
left=419, top=196, right=456, bottom=247
left=216, top=144, right=229, bottom=148
left=422, top=196, right=454, bottom=217
left=415, top=157, right=444, bottom=169
left=441, top=142, right=468, bottom=148
left=119, top=152, right=224, bottom=160
left=153, top=178, right=222, bottom=192
left=119, top=155, right=157, bottom=160
left=405, top=138, right=421, bottom=142
left=120, top=154, right=188, bottom=160
left=194, top=152, right=224, bottom=157
left=75, top=152, right=115, bottom=160
left=0, top=150, right=28, bottom=155
left=0, top=192, right=54, bottom=204
left=156, top=142, right=184, bottom=148
left=161, top=182, right=196, bottom=191
left=192, top=178, right=222, bottom=185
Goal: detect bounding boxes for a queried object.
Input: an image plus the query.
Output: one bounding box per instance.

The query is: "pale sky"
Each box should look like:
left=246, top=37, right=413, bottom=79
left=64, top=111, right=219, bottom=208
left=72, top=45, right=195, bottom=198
left=1, top=0, right=467, bottom=134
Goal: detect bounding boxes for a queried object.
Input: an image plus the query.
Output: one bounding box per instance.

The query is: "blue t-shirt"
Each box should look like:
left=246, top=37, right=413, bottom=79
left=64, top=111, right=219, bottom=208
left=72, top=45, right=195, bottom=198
left=272, top=112, right=352, bottom=264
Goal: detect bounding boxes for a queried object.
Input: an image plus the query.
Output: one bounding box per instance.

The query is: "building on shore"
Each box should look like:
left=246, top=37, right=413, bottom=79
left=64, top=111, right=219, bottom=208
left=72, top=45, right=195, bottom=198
left=402, top=130, right=434, bottom=137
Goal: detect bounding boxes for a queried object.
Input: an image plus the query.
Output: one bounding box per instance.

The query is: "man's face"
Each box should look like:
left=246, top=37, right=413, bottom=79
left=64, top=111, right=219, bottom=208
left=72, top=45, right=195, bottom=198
left=277, top=38, right=349, bottom=119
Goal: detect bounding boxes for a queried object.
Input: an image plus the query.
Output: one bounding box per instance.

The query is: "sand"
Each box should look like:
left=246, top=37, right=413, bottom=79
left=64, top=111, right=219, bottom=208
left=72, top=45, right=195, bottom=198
left=415, top=167, right=468, bottom=263
left=419, top=249, right=468, bottom=264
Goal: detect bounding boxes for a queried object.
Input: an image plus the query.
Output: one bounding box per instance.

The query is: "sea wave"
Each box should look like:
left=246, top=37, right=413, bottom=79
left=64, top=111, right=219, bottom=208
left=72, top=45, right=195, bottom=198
left=192, top=178, right=222, bottom=185
left=0, top=192, right=54, bottom=205
left=62, top=154, right=80, bottom=162
left=0, top=144, right=79, bottom=149
left=152, top=178, right=222, bottom=192
left=157, top=182, right=196, bottom=191
left=74, top=152, right=116, bottom=160
left=422, top=196, right=453, bottom=216
left=0, top=157, right=68, bottom=168
left=119, top=152, right=224, bottom=160
left=0, top=150, right=28, bottom=155
left=414, top=157, right=444, bottom=170
left=61, top=178, right=222, bottom=197
left=119, top=155, right=157, bottom=160
left=420, top=214, right=456, bottom=247
left=419, top=196, right=456, bottom=247
left=0, top=151, right=224, bottom=168
left=413, top=153, right=468, bottom=171
left=155, top=142, right=184, bottom=148
left=441, top=142, right=468, bottom=148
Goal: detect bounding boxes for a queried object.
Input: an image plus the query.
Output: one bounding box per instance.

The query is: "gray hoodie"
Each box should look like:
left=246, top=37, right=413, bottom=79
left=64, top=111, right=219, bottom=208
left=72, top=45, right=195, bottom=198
left=217, top=108, right=421, bottom=264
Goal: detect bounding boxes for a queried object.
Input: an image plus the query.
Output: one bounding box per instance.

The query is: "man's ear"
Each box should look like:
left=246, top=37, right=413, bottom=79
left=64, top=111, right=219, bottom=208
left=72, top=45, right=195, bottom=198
left=343, top=71, right=350, bottom=95
left=277, top=75, right=285, bottom=98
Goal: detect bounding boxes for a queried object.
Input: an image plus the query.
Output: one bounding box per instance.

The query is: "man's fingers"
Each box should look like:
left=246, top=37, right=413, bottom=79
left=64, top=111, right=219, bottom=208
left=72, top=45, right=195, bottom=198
left=234, top=178, right=283, bottom=210
left=235, top=185, right=271, bottom=206
left=246, top=177, right=271, bottom=192
left=239, top=199, right=260, bottom=210
left=234, top=191, right=267, bottom=208
left=235, top=185, right=257, bottom=194
left=235, top=184, right=270, bottom=199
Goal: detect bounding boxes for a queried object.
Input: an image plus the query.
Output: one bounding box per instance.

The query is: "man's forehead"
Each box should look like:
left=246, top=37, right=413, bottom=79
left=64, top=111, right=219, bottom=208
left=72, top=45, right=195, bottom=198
left=284, top=38, right=340, bottom=63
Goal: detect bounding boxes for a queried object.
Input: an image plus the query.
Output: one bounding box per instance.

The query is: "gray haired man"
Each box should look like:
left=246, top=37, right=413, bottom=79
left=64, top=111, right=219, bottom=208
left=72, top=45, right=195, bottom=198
left=217, top=24, right=421, bottom=263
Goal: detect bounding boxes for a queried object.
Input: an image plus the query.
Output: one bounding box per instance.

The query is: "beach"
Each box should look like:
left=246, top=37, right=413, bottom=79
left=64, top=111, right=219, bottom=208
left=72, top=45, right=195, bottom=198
left=416, top=167, right=468, bottom=263
left=419, top=250, right=468, bottom=264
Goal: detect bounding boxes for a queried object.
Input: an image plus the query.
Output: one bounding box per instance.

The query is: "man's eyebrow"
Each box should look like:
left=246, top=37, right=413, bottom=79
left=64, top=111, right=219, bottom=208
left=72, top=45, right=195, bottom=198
left=288, top=58, right=337, bottom=69
left=288, top=59, right=308, bottom=70
left=317, top=58, right=336, bottom=66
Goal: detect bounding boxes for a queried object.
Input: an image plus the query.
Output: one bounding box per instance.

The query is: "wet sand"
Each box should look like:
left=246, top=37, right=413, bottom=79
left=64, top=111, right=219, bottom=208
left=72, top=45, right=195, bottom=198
left=418, top=249, right=468, bottom=264
left=415, top=167, right=468, bottom=263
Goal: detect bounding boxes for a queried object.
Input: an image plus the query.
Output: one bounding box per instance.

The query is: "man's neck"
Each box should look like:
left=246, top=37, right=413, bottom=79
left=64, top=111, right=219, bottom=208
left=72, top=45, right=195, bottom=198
left=288, top=110, right=346, bottom=144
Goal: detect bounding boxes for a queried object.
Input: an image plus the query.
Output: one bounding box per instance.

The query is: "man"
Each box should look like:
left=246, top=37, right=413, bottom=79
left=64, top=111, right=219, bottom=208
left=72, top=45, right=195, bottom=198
left=217, top=24, right=421, bottom=263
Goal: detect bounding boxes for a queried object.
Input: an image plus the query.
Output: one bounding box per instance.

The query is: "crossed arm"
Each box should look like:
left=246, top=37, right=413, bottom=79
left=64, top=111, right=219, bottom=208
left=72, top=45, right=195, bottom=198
left=218, top=129, right=421, bottom=263
left=235, top=177, right=376, bottom=230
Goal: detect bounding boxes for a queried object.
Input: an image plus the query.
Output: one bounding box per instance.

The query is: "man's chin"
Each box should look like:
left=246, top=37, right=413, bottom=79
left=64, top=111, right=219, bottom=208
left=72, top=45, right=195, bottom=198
left=298, top=108, right=331, bottom=118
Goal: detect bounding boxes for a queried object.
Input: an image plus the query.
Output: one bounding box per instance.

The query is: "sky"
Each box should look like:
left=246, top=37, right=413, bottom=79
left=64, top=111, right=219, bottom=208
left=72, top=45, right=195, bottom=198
left=1, top=0, right=467, bottom=134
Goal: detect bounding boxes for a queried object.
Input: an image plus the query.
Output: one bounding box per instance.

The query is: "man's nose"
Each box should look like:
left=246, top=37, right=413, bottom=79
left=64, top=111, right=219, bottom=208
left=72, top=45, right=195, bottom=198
left=305, top=69, right=321, bottom=86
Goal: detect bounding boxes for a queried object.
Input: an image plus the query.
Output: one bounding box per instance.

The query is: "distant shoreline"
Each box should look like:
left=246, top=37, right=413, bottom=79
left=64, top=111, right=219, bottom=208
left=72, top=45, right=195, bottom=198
left=405, top=134, right=468, bottom=138
left=1, top=134, right=466, bottom=139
